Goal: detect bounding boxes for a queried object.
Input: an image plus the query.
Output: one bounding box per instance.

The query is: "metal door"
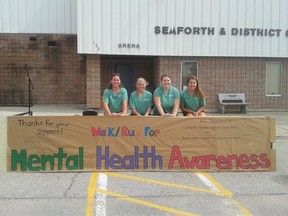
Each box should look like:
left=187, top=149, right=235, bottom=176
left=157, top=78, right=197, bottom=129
left=116, top=64, right=134, bottom=98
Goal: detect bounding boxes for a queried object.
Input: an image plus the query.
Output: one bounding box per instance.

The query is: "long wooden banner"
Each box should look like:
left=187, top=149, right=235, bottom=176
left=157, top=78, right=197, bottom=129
left=7, top=116, right=276, bottom=172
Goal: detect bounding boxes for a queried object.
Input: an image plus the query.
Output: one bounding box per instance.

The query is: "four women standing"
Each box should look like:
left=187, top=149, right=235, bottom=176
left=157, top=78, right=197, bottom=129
left=102, top=73, right=206, bottom=117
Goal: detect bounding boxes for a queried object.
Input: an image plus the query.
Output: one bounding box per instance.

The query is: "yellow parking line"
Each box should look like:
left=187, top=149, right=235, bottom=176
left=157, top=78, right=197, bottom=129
left=201, top=173, right=253, bottom=216
left=86, top=172, right=253, bottom=216
left=85, top=172, right=199, bottom=216
left=96, top=188, right=199, bottom=216
left=106, top=172, right=222, bottom=196
left=86, top=173, right=98, bottom=216
left=231, top=199, right=253, bottom=216
left=198, top=173, right=233, bottom=198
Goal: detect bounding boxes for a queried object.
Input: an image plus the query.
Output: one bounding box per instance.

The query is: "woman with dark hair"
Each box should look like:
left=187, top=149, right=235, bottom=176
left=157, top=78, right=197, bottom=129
left=180, top=76, right=206, bottom=117
left=102, top=73, right=128, bottom=116
left=153, top=74, right=180, bottom=117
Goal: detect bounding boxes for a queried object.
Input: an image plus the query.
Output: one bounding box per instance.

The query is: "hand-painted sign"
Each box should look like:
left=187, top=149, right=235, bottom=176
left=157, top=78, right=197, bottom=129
left=7, top=116, right=276, bottom=172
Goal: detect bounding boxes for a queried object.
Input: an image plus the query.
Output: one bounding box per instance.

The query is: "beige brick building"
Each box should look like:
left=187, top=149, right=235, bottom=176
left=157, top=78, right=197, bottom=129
left=1, top=0, right=287, bottom=112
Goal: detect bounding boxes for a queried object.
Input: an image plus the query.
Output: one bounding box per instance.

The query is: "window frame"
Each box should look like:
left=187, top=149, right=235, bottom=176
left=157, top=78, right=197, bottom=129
left=181, top=61, right=198, bottom=91
left=265, top=62, right=282, bottom=97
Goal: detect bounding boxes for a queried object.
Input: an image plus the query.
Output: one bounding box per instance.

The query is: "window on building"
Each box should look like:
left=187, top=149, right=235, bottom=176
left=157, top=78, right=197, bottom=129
left=266, top=62, right=282, bottom=96
left=181, top=61, right=198, bottom=90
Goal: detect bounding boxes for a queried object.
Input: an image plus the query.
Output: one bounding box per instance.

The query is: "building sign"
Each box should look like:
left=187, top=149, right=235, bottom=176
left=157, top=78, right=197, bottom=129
left=118, top=43, right=140, bottom=49
left=154, top=26, right=283, bottom=37
left=77, top=0, right=288, bottom=57
left=7, top=116, right=276, bottom=172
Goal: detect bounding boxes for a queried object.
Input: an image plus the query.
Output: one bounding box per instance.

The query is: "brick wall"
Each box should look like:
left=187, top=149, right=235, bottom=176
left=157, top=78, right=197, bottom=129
left=153, top=56, right=288, bottom=111
left=0, top=33, right=86, bottom=105
left=1, top=33, right=287, bottom=111
left=89, top=55, right=288, bottom=111
left=86, top=55, right=101, bottom=108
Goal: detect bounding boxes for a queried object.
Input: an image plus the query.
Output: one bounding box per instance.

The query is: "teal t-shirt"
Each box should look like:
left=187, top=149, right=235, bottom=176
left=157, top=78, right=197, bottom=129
left=129, top=90, right=153, bottom=115
left=153, top=86, right=180, bottom=115
left=102, top=88, right=128, bottom=113
left=180, top=89, right=206, bottom=112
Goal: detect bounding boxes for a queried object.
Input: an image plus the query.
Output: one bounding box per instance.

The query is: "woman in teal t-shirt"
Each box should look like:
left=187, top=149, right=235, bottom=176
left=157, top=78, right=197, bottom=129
left=129, top=77, right=153, bottom=116
left=180, top=76, right=206, bottom=117
left=153, top=74, right=180, bottom=116
left=102, top=73, right=128, bottom=116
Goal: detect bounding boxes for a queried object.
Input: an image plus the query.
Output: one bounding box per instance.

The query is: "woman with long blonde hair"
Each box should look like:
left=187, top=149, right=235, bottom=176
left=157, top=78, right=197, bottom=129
left=129, top=77, right=153, bottom=116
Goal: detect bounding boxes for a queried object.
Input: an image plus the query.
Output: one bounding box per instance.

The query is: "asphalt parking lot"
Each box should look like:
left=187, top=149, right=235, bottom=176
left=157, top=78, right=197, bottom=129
left=0, top=105, right=287, bottom=216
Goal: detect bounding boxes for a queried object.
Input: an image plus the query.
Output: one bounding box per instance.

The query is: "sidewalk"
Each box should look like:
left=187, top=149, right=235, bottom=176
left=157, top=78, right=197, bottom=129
left=0, top=104, right=287, bottom=139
